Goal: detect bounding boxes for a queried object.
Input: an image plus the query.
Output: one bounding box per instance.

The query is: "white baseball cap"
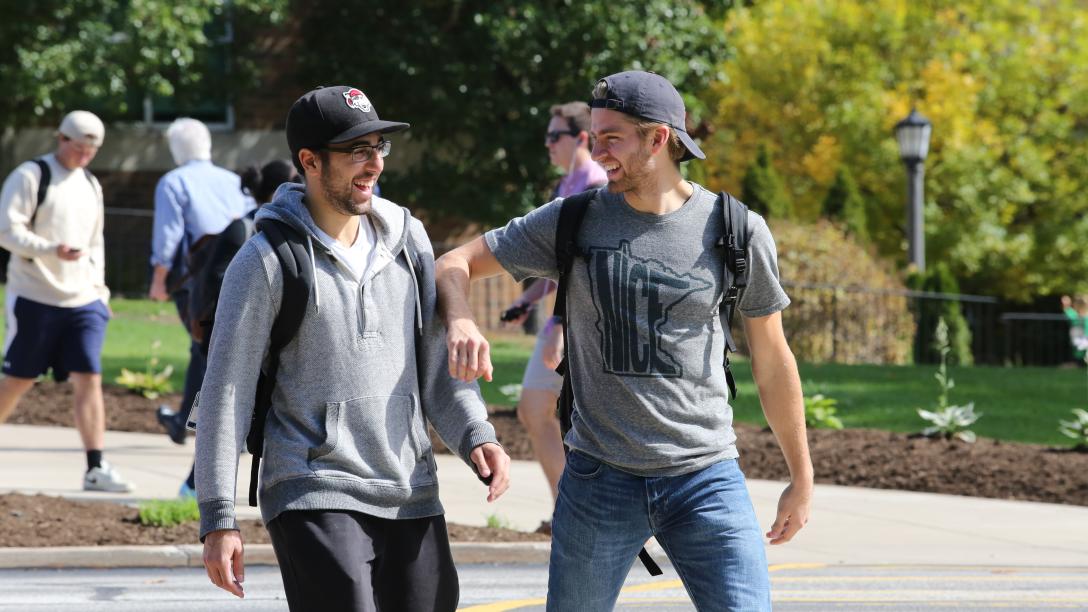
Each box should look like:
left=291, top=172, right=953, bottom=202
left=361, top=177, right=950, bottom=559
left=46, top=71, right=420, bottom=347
left=58, top=111, right=105, bottom=146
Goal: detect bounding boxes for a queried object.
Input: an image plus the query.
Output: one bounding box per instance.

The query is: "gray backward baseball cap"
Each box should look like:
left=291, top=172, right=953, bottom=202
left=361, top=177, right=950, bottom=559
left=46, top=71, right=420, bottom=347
left=589, top=71, right=705, bottom=162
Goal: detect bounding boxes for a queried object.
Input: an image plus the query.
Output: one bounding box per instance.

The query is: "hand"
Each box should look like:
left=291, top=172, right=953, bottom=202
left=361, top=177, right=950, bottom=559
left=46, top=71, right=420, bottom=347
left=203, top=529, right=245, bottom=598
left=56, top=245, right=83, bottom=261
left=148, top=277, right=169, bottom=302
left=541, top=321, right=565, bottom=371
left=469, top=442, right=510, bottom=502
left=447, top=318, right=493, bottom=382
left=766, top=480, right=812, bottom=545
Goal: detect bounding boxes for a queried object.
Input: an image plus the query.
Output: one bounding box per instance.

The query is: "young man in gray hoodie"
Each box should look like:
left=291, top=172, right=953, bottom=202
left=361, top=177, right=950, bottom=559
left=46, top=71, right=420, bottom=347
left=196, top=85, right=510, bottom=612
left=437, top=71, right=812, bottom=611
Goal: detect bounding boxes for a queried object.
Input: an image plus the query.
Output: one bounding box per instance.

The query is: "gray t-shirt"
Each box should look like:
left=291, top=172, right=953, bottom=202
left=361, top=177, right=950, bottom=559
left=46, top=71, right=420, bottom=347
left=485, top=183, right=789, bottom=476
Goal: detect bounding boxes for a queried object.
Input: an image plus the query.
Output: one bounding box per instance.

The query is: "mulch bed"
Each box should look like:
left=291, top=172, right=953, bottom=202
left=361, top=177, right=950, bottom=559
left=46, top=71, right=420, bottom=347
left=3, top=380, right=1086, bottom=547
left=0, top=493, right=548, bottom=547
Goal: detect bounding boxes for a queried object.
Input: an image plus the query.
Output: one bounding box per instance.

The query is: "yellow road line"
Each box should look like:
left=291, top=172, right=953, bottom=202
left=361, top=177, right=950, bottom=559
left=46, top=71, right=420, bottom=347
left=458, top=597, right=546, bottom=612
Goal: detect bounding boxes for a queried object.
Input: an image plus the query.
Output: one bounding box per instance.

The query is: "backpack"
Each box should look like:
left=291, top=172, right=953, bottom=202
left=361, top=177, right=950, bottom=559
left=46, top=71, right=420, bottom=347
left=206, top=214, right=426, bottom=507
left=190, top=213, right=257, bottom=350
left=550, top=188, right=751, bottom=576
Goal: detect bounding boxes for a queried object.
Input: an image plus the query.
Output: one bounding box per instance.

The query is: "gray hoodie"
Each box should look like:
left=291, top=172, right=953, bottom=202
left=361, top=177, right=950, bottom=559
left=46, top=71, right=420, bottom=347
left=194, top=183, right=497, bottom=539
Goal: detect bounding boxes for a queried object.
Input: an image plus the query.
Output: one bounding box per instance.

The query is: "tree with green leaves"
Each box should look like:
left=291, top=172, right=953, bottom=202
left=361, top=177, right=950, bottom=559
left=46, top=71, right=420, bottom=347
left=702, top=0, right=1088, bottom=301
left=297, top=0, right=728, bottom=226
left=741, top=144, right=792, bottom=219
left=822, top=165, right=868, bottom=242
left=0, top=1, right=286, bottom=127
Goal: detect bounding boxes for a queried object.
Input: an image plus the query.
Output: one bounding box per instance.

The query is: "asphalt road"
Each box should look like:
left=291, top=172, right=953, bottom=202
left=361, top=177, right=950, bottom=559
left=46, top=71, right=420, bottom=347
left=1, top=563, right=1085, bottom=611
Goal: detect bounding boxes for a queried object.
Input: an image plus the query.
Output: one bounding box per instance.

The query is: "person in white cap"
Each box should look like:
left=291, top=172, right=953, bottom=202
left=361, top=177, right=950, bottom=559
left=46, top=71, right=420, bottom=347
left=0, top=110, right=131, bottom=492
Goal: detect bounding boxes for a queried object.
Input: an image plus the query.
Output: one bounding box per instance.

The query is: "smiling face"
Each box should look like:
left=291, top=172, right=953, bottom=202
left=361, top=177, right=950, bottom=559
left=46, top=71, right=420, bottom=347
left=312, top=132, right=384, bottom=216
left=589, top=109, right=657, bottom=194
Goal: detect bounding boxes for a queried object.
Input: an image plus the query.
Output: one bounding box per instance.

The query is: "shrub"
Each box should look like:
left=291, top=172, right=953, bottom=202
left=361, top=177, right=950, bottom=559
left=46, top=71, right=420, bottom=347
left=115, top=340, right=174, bottom=399
left=742, top=144, right=793, bottom=220
left=804, top=394, right=844, bottom=430
left=737, top=219, right=914, bottom=364
left=1058, top=409, right=1088, bottom=451
left=138, top=497, right=200, bottom=527
left=908, top=262, right=974, bottom=366
left=822, top=165, right=868, bottom=243
left=917, top=318, right=981, bottom=443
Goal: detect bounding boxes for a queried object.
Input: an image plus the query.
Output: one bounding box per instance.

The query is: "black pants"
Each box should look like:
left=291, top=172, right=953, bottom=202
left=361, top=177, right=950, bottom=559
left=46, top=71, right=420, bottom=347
left=267, top=510, right=459, bottom=612
left=171, top=287, right=206, bottom=424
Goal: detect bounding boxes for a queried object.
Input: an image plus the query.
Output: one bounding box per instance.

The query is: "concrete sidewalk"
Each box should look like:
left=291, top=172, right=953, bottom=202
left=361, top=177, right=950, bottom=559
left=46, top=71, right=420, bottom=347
left=2, top=424, right=1087, bottom=568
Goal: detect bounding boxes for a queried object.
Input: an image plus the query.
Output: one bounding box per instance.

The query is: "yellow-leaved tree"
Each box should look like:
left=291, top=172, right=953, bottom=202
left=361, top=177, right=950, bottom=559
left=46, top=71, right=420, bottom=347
left=701, top=0, right=1088, bottom=301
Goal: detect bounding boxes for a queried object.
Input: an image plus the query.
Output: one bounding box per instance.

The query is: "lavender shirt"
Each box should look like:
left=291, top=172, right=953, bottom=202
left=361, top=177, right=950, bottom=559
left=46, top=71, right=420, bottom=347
left=555, top=160, right=608, bottom=197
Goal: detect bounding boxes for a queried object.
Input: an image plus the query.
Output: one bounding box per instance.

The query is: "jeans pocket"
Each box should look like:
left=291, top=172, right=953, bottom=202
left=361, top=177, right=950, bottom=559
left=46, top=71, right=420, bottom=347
left=308, top=394, right=434, bottom=486
left=565, top=450, right=605, bottom=480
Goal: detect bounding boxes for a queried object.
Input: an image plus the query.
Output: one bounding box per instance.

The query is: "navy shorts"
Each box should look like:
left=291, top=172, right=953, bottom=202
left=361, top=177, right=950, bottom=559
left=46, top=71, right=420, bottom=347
left=3, top=295, right=110, bottom=382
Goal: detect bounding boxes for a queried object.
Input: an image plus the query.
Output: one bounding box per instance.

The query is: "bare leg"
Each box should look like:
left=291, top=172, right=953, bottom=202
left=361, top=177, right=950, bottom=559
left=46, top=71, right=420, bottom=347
left=517, top=388, right=566, bottom=501
left=69, top=373, right=105, bottom=451
left=0, top=375, right=36, bottom=424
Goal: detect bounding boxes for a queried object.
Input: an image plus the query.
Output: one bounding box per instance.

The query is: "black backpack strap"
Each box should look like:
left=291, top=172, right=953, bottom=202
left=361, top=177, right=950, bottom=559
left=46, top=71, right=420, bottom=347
left=716, top=192, right=750, bottom=400
left=246, top=218, right=314, bottom=506
left=551, top=189, right=594, bottom=434
left=31, top=159, right=50, bottom=220
left=548, top=189, right=663, bottom=578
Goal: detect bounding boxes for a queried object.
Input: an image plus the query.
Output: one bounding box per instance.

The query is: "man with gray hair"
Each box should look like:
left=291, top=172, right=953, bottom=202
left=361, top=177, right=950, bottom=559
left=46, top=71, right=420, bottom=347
left=0, top=111, right=130, bottom=492
left=149, top=117, right=250, bottom=496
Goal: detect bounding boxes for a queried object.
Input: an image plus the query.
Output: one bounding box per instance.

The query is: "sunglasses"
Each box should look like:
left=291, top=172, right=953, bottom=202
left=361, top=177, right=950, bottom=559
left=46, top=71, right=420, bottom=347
left=545, top=129, right=580, bottom=144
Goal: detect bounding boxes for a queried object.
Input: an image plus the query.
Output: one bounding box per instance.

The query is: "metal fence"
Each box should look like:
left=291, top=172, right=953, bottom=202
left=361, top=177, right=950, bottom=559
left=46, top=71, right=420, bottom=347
left=778, top=282, right=1075, bottom=367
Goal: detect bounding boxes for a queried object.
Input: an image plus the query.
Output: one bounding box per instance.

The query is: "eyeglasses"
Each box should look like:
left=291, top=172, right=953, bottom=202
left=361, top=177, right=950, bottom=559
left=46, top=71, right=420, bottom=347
left=324, top=140, right=392, bottom=163
left=545, top=130, right=579, bottom=144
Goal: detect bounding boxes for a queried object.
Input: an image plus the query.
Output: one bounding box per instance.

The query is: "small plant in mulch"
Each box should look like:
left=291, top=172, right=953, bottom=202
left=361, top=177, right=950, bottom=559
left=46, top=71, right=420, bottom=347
left=115, top=339, right=174, bottom=399
left=917, top=318, right=981, bottom=443
left=804, top=394, right=844, bottom=430
left=1059, top=409, right=1088, bottom=452
left=138, top=497, right=200, bottom=527
left=485, top=513, right=511, bottom=530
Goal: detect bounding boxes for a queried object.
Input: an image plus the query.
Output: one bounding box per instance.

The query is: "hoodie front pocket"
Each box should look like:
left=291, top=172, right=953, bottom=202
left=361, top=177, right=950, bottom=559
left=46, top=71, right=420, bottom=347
left=308, top=394, right=434, bottom=487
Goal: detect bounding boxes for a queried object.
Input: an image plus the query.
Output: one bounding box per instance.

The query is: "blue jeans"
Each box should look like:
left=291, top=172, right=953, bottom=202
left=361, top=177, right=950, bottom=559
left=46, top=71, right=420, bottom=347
left=547, top=453, right=770, bottom=612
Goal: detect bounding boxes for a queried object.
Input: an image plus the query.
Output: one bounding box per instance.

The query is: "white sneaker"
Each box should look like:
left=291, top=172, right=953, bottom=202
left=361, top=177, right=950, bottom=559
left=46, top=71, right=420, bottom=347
left=83, top=461, right=133, bottom=493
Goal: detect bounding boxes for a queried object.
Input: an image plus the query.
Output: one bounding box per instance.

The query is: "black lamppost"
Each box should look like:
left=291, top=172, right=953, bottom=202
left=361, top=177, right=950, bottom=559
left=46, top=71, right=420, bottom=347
left=895, top=108, right=932, bottom=272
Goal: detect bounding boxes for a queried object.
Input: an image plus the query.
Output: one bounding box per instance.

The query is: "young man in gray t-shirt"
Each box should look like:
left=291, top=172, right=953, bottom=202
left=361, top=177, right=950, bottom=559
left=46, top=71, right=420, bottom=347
left=436, top=71, right=812, bottom=611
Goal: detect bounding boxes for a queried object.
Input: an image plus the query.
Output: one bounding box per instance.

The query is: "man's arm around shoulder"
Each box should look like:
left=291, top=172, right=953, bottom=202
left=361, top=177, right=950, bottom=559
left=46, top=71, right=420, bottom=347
left=744, top=311, right=813, bottom=545
left=435, top=236, right=509, bottom=382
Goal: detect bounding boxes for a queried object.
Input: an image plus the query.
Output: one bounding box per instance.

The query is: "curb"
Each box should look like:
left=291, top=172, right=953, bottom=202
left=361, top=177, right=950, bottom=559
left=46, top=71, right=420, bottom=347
left=0, top=542, right=557, bottom=569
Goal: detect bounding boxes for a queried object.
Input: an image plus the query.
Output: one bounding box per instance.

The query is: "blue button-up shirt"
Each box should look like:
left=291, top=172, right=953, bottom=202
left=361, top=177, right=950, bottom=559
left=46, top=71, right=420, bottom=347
left=150, top=160, right=252, bottom=269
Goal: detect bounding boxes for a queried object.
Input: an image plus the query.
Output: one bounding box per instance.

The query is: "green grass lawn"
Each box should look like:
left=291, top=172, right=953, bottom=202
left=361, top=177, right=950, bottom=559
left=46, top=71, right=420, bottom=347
left=486, top=338, right=1087, bottom=447
left=3, top=287, right=1083, bottom=446
left=0, top=287, right=191, bottom=391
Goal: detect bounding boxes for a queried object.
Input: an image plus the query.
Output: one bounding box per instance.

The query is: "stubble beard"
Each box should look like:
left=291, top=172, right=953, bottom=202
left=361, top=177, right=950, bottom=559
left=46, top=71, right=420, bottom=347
left=320, top=162, right=370, bottom=216
left=606, top=145, right=653, bottom=195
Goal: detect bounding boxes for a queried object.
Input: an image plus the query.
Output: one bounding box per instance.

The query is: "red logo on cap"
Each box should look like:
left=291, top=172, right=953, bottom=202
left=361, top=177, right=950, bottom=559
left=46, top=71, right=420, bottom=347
left=343, top=89, right=372, bottom=112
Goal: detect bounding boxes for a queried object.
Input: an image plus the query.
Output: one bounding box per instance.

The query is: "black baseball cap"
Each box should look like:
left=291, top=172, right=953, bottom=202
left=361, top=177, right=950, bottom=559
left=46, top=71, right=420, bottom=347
left=589, top=71, right=705, bottom=162
left=286, top=85, right=409, bottom=168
